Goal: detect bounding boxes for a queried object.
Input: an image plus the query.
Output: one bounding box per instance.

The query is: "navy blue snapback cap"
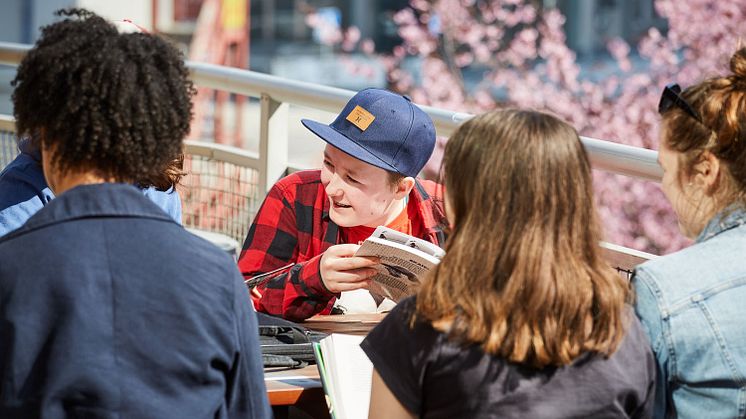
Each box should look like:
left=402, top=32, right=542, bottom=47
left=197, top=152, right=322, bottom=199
left=301, top=88, right=436, bottom=178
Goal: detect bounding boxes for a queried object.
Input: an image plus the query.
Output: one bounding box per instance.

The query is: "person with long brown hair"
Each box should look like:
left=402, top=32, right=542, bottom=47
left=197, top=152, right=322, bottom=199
left=362, top=109, right=656, bottom=418
left=633, top=47, right=746, bottom=418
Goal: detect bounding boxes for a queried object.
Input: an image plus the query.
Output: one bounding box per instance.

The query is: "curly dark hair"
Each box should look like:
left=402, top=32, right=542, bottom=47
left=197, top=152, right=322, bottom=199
left=12, top=8, right=195, bottom=186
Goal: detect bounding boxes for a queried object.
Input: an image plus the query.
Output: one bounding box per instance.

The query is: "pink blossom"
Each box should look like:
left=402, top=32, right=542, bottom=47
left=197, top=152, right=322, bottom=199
left=361, top=40, right=376, bottom=55
left=455, top=52, right=474, bottom=67
left=607, top=38, right=631, bottom=72
left=341, top=27, right=361, bottom=52
left=411, top=0, right=431, bottom=12
left=393, top=45, right=406, bottom=58
left=301, top=0, right=746, bottom=255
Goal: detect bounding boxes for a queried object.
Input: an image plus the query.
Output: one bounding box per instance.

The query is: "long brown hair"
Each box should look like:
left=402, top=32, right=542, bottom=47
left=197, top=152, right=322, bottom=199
left=416, top=109, right=629, bottom=368
left=662, top=47, right=746, bottom=206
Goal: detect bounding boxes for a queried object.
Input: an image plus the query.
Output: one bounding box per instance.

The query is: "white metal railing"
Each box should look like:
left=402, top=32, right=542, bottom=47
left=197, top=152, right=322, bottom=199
left=0, top=41, right=663, bottom=188
left=0, top=41, right=661, bottom=264
left=0, top=114, right=17, bottom=168
left=183, top=139, right=260, bottom=171
left=180, top=141, right=260, bottom=244
left=186, top=60, right=662, bottom=182
left=0, top=117, right=261, bottom=244
left=0, top=114, right=14, bottom=132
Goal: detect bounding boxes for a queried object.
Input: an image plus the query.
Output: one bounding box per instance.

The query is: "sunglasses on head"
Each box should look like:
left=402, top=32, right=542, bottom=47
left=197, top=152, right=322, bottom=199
left=658, top=83, right=702, bottom=123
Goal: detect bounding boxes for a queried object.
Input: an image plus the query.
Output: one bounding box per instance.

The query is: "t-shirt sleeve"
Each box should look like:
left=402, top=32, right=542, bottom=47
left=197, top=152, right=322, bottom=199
left=361, top=297, right=438, bottom=415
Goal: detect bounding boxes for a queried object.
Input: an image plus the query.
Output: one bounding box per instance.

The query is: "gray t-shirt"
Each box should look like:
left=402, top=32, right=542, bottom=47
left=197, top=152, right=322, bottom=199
left=362, top=297, right=656, bottom=419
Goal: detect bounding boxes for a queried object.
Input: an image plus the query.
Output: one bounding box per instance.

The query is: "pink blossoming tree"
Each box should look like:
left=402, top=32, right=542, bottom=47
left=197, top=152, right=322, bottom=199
left=307, top=0, right=746, bottom=254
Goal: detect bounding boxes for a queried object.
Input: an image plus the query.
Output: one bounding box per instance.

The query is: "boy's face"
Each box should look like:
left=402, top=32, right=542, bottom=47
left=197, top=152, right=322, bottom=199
left=321, top=145, right=401, bottom=228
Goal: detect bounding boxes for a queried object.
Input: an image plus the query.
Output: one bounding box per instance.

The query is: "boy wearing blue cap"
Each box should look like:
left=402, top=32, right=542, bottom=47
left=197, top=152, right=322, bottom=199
left=238, top=88, right=448, bottom=321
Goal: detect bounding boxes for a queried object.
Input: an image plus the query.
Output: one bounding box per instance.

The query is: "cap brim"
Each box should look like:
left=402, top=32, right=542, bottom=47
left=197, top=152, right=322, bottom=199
left=301, top=119, right=400, bottom=174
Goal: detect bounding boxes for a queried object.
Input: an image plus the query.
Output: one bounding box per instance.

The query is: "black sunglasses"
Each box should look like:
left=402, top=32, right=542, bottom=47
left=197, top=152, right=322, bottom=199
left=658, top=83, right=702, bottom=123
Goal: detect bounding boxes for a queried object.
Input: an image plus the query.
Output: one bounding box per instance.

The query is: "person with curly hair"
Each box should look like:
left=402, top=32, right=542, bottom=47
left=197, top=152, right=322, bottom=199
left=0, top=19, right=183, bottom=237
left=0, top=9, right=271, bottom=418
left=0, top=137, right=184, bottom=236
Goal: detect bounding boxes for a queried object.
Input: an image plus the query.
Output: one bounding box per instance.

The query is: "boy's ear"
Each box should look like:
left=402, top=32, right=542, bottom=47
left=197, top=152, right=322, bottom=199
left=395, top=176, right=416, bottom=200
left=691, top=150, right=721, bottom=194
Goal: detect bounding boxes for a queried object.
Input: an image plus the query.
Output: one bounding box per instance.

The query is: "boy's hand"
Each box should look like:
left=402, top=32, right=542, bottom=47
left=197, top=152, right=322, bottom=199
left=320, top=244, right=379, bottom=293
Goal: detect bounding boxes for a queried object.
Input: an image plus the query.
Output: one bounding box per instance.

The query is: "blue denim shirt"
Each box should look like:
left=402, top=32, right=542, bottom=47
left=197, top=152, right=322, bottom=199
left=0, top=139, right=182, bottom=237
left=633, top=207, right=746, bottom=419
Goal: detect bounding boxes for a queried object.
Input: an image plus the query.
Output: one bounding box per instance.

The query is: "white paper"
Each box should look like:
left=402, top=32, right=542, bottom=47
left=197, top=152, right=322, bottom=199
left=321, top=334, right=372, bottom=419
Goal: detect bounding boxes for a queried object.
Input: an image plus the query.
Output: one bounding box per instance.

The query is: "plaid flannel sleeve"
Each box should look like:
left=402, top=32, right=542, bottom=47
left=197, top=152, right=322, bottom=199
left=238, top=182, right=336, bottom=321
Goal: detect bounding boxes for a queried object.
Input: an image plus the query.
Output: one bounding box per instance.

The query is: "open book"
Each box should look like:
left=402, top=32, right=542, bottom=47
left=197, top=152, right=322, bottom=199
left=313, top=333, right=372, bottom=419
left=354, top=226, right=445, bottom=303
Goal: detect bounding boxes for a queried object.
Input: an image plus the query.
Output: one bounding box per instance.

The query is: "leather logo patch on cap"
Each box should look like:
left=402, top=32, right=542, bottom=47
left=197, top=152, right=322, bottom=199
left=346, top=105, right=376, bottom=131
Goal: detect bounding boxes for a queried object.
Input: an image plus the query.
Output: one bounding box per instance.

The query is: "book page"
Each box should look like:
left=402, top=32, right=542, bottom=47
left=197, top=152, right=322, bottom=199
left=322, top=334, right=371, bottom=419
left=313, top=342, right=338, bottom=419
left=370, top=226, right=445, bottom=258
left=369, top=226, right=412, bottom=245
left=356, top=237, right=440, bottom=302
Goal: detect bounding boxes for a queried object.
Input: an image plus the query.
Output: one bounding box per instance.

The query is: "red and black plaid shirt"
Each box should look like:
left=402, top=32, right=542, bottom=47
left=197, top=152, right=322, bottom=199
left=238, top=170, right=447, bottom=321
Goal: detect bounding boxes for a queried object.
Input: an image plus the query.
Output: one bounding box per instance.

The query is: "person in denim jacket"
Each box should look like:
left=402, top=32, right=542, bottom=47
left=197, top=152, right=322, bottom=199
left=0, top=137, right=183, bottom=237
left=633, top=47, right=746, bottom=418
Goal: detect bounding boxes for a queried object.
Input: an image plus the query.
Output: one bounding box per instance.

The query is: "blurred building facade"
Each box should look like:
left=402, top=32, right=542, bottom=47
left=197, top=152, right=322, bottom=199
left=0, top=0, right=667, bottom=114
left=558, top=0, right=666, bottom=57
left=0, top=0, right=666, bottom=58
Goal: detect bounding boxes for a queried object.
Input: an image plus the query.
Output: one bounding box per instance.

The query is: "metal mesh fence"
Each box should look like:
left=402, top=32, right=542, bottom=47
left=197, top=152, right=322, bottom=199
left=1, top=124, right=259, bottom=246
left=179, top=153, right=261, bottom=246
left=1, top=129, right=19, bottom=170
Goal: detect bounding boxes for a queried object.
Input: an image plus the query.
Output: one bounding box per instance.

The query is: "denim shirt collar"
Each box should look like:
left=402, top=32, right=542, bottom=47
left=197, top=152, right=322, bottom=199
left=695, top=205, right=746, bottom=243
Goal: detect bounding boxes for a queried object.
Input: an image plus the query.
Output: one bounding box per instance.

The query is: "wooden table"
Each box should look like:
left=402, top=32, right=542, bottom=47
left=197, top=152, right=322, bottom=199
left=263, top=313, right=386, bottom=418
left=302, top=312, right=386, bottom=336
left=265, top=365, right=330, bottom=418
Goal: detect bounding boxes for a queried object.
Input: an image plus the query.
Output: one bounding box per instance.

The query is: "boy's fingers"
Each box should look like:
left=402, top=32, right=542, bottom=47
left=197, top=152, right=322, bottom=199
left=329, top=268, right=377, bottom=283
left=331, top=256, right=380, bottom=271
left=333, top=280, right=371, bottom=292
left=327, top=244, right=361, bottom=257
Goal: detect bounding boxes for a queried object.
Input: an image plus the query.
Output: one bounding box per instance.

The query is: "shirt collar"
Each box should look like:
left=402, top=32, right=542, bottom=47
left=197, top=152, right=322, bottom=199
left=411, top=179, right=446, bottom=233
left=696, top=205, right=746, bottom=243
left=20, top=183, right=175, bottom=233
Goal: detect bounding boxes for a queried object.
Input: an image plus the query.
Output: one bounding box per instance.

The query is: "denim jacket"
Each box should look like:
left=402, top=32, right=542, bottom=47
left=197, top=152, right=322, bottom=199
left=633, top=207, right=746, bottom=419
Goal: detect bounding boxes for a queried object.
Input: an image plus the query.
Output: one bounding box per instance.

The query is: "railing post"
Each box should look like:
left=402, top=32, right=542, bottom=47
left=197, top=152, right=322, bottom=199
left=0, top=115, right=19, bottom=169
left=258, top=93, right=289, bottom=198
